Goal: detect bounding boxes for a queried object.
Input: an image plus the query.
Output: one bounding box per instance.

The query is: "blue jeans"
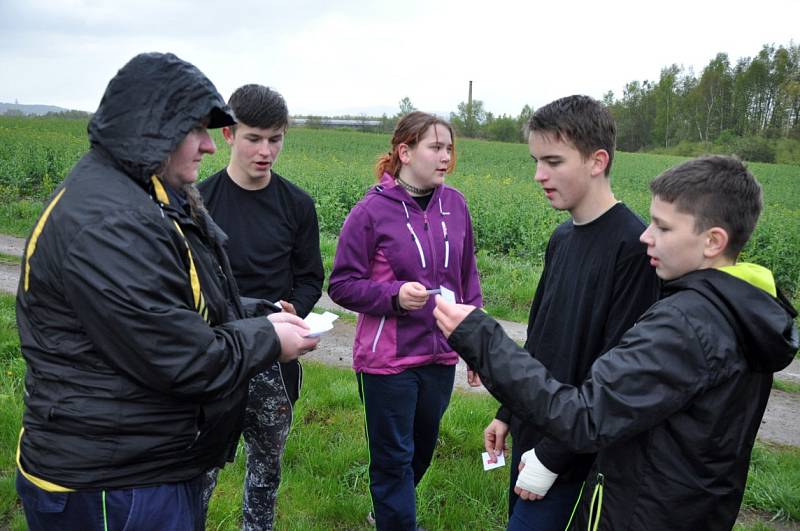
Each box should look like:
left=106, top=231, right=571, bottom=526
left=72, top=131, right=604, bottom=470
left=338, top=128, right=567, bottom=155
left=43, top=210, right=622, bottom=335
left=507, top=479, right=584, bottom=531
left=358, top=364, right=455, bottom=531
left=17, top=470, right=205, bottom=531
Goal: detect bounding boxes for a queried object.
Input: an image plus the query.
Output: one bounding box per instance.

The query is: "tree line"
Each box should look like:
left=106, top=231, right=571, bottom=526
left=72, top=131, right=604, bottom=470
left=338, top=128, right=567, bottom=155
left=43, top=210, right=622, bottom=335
left=604, top=42, right=800, bottom=162
left=440, top=41, right=800, bottom=164
left=2, top=109, right=92, bottom=120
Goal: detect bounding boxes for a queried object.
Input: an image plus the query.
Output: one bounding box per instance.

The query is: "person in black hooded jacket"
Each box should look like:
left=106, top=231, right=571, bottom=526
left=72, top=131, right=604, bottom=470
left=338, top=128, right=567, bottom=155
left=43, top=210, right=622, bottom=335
left=14, top=52, right=318, bottom=531
left=434, top=155, right=798, bottom=531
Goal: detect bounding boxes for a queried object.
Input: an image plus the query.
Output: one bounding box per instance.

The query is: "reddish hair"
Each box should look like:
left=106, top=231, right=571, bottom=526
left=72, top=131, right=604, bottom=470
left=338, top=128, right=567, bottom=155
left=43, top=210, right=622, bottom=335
left=375, top=111, right=457, bottom=179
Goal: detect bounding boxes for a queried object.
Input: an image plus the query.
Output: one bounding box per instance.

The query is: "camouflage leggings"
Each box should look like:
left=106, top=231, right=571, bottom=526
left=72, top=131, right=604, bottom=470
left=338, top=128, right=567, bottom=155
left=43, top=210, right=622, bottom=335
left=202, top=362, right=295, bottom=530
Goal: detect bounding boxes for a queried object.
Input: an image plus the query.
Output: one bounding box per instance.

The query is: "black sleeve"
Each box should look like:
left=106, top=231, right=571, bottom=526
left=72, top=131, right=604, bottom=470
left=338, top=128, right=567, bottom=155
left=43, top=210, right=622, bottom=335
left=535, top=250, right=661, bottom=472
left=495, top=405, right=512, bottom=424
left=240, top=296, right=280, bottom=318
left=449, top=305, right=707, bottom=455
left=523, top=236, right=554, bottom=344
left=498, top=235, right=555, bottom=425
left=289, top=196, right=324, bottom=318
left=62, top=212, right=281, bottom=402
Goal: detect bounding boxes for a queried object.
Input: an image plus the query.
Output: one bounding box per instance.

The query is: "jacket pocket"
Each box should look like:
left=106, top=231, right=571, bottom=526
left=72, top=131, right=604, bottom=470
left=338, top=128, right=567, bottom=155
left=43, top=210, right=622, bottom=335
left=371, top=316, right=386, bottom=352
left=187, top=406, right=206, bottom=449
left=16, top=471, right=68, bottom=513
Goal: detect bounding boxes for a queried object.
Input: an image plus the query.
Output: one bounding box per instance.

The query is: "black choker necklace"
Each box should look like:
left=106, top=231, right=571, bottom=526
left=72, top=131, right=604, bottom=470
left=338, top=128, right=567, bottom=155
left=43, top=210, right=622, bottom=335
left=395, top=176, right=434, bottom=196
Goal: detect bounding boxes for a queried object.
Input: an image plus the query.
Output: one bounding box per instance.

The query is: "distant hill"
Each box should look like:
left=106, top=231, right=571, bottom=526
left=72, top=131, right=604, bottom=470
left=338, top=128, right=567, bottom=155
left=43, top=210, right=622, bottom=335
left=1, top=102, right=71, bottom=116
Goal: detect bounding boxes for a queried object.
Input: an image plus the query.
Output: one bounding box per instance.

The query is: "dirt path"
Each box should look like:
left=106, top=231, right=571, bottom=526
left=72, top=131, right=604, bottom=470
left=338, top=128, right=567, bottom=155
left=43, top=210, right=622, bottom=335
left=2, top=234, right=798, bottom=447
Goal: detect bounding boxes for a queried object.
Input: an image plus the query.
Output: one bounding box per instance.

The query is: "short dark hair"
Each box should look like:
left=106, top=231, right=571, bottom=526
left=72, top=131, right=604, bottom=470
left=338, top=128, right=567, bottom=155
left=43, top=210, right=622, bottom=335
left=650, top=155, right=762, bottom=259
left=228, top=84, right=288, bottom=131
left=527, top=95, right=616, bottom=176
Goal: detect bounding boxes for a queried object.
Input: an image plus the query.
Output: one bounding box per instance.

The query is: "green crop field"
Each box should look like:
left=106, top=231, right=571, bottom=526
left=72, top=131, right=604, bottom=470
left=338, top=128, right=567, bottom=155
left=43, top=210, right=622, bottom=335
left=1, top=117, right=799, bottom=314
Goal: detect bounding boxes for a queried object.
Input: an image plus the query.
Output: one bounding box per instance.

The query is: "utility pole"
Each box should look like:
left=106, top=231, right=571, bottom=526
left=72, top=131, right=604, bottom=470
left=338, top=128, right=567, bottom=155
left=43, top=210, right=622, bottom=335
left=467, top=81, right=474, bottom=136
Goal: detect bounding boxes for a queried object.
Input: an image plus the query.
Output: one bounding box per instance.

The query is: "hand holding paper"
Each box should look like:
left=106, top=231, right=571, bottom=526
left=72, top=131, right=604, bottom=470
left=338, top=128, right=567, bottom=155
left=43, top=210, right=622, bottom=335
left=482, top=451, right=505, bottom=471
left=433, top=295, right=476, bottom=339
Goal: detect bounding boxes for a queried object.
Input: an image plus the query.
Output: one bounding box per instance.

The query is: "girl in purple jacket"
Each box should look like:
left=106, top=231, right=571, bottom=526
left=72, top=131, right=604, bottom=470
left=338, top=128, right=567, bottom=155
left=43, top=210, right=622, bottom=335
left=329, top=112, right=482, bottom=529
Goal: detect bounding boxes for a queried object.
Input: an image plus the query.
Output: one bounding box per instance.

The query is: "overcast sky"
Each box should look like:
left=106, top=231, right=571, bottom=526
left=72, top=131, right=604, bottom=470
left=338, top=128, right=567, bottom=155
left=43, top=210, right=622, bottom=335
left=1, top=0, right=797, bottom=117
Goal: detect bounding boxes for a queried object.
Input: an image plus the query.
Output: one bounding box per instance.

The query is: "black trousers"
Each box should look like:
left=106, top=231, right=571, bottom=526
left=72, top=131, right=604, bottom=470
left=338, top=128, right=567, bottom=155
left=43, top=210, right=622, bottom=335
left=357, top=364, right=455, bottom=531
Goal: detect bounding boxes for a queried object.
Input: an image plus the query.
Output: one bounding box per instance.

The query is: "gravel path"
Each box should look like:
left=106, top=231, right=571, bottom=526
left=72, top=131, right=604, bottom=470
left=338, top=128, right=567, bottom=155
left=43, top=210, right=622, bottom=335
left=2, top=234, right=798, bottom=447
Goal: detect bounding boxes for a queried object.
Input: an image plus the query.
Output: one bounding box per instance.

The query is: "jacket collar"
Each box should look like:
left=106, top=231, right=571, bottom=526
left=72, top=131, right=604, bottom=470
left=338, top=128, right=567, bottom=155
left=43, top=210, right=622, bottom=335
left=375, top=172, right=446, bottom=212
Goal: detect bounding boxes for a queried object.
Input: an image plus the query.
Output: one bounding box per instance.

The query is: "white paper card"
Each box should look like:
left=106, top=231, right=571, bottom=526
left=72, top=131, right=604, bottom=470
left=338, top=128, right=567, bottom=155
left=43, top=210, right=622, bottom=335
left=439, top=285, right=456, bottom=304
left=482, top=451, right=505, bottom=471
left=302, top=311, right=339, bottom=337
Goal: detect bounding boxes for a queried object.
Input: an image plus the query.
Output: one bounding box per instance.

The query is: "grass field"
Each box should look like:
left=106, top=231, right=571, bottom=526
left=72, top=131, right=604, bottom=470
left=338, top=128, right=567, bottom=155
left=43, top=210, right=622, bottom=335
left=0, top=292, right=798, bottom=529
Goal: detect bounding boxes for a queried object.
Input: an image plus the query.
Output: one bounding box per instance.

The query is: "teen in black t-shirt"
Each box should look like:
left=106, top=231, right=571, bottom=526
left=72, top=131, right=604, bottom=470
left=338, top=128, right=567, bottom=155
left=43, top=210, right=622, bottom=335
left=198, top=85, right=323, bottom=531
left=481, top=96, right=660, bottom=530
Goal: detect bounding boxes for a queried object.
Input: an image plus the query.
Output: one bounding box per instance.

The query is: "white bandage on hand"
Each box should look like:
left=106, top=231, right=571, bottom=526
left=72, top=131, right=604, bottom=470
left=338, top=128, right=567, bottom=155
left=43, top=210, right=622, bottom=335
left=515, top=448, right=558, bottom=497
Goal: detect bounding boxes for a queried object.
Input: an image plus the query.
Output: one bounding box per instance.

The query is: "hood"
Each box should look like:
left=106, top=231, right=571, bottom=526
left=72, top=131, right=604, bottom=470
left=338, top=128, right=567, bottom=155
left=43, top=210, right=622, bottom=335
left=664, top=267, right=798, bottom=373
left=371, top=172, right=416, bottom=202
left=88, top=52, right=235, bottom=184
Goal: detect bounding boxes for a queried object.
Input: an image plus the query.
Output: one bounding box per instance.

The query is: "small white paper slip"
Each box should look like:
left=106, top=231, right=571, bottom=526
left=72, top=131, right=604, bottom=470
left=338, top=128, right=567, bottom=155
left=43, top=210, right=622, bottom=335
left=439, top=285, right=456, bottom=304
left=482, top=451, right=506, bottom=471
left=302, top=311, right=339, bottom=338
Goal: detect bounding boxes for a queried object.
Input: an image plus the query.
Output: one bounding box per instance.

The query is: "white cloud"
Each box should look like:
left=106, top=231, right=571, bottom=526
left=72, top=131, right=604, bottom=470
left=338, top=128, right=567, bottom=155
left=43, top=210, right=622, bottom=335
left=1, top=0, right=798, bottom=116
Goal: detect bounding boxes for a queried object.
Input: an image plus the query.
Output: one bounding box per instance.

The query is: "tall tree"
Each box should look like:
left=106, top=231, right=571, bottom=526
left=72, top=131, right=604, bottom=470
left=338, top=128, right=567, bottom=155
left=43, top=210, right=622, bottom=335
left=767, top=45, right=795, bottom=135
left=783, top=42, right=800, bottom=137
left=615, top=80, right=655, bottom=152
left=653, top=65, right=682, bottom=148
left=518, top=104, right=534, bottom=132
left=694, top=53, right=733, bottom=142
left=731, top=57, right=754, bottom=135
left=450, top=99, right=487, bottom=138
left=397, top=97, right=416, bottom=117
